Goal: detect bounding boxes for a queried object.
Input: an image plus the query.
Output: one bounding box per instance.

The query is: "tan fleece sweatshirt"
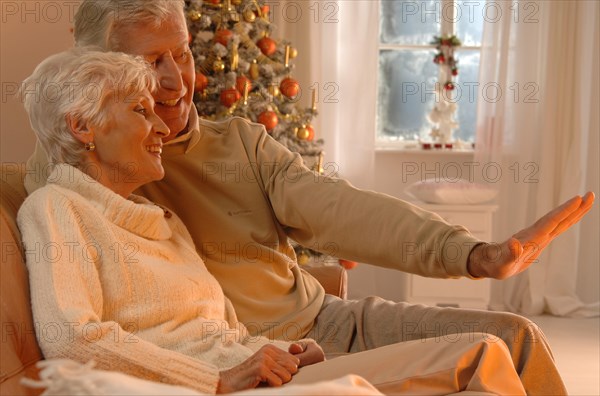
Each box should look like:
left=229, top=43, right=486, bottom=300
left=25, top=110, right=481, bottom=341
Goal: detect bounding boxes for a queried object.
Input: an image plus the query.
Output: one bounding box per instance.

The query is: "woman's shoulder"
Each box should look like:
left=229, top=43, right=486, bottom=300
left=19, top=182, right=87, bottom=220
left=24, top=180, right=75, bottom=202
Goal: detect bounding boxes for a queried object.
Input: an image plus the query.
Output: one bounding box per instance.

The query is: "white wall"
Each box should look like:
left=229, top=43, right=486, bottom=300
left=1, top=1, right=76, bottom=163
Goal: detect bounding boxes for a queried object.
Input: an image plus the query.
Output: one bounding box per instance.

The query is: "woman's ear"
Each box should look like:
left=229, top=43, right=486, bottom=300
left=65, top=114, right=93, bottom=144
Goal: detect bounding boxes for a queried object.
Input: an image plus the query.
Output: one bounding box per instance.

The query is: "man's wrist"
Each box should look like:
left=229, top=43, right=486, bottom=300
left=467, top=243, right=488, bottom=278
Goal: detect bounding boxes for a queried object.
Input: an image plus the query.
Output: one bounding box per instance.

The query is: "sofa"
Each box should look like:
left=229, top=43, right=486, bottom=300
left=0, top=163, right=347, bottom=395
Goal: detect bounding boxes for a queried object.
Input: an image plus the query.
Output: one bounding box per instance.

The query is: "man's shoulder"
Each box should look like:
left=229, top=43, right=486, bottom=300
left=198, top=116, right=266, bottom=138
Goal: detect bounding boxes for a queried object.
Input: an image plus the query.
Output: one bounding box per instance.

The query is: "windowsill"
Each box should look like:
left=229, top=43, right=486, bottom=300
left=375, top=145, right=475, bottom=156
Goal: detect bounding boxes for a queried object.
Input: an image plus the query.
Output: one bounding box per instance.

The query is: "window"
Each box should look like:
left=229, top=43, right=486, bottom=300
left=376, top=0, right=484, bottom=147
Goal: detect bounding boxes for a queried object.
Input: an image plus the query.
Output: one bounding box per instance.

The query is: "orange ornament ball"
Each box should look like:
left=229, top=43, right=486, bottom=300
left=220, top=87, right=241, bottom=107
left=339, top=259, right=358, bottom=270
left=206, top=0, right=221, bottom=4
left=195, top=71, right=208, bottom=92
left=257, top=37, right=277, bottom=56
left=261, top=5, right=270, bottom=16
left=305, top=124, right=315, bottom=141
left=258, top=110, right=278, bottom=131
left=236, top=76, right=252, bottom=95
left=214, top=29, right=233, bottom=46
left=280, top=77, right=300, bottom=99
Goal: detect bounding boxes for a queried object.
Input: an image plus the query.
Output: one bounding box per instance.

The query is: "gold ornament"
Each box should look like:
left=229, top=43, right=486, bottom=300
left=243, top=80, right=250, bottom=105
left=231, top=45, right=239, bottom=71
left=243, top=9, right=256, bottom=22
left=297, top=252, right=310, bottom=265
left=213, top=58, right=225, bottom=72
left=231, top=0, right=242, bottom=4
left=267, top=84, right=280, bottom=97
left=316, top=151, right=325, bottom=174
left=289, top=47, right=298, bottom=59
left=188, top=10, right=202, bottom=21
left=296, top=126, right=310, bottom=140
left=249, top=60, right=259, bottom=79
left=284, top=45, right=290, bottom=68
left=228, top=11, right=240, bottom=22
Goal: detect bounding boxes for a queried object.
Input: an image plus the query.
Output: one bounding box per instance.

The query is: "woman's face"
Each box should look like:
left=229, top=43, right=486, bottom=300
left=87, top=88, right=169, bottom=197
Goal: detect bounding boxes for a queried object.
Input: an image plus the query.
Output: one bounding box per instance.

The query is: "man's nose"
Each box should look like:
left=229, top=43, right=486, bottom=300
left=157, top=54, right=184, bottom=92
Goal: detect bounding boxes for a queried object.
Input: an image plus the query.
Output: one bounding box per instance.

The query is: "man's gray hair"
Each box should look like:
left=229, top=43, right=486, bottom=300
left=21, top=48, right=158, bottom=167
left=74, top=0, right=186, bottom=50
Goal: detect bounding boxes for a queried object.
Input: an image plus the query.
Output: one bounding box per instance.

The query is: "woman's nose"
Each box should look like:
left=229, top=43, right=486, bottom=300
left=151, top=113, right=170, bottom=137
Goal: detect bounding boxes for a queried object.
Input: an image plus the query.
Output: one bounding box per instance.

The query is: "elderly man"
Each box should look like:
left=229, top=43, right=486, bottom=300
left=25, top=0, right=594, bottom=394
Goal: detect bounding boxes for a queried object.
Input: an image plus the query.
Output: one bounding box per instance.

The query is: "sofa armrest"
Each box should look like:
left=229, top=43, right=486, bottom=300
left=303, top=265, right=348, bottom=299
left=1, top=164, right=44, bottom=395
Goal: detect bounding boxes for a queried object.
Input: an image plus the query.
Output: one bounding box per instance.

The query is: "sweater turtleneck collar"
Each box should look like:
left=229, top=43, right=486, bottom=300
left=47, top=164, right=172, bottom=241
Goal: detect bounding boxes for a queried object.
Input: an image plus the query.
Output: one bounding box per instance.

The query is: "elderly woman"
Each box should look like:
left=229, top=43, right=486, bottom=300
left=18, top=48, right=325, bottom=394
left=18, top=48, right=528, bottom=395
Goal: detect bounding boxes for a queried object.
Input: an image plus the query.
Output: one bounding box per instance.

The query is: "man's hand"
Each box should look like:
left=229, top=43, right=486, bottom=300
left=467, top=192, right=595, bottom=279
left=216, top=345, right=299, bottom=393
left=288, top=340, right=325, bottom=367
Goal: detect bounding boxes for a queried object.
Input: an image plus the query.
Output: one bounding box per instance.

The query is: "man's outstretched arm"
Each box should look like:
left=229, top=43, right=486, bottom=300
left=467, top=192, right=595, bottom=279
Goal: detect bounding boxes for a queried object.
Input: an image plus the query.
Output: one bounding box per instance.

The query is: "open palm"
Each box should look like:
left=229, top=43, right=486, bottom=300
left=468, top=192, right=595, bottom=279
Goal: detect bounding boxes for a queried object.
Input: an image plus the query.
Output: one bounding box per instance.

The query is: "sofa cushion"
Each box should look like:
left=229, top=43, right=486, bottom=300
left=1, top=163, right=43, bottom=395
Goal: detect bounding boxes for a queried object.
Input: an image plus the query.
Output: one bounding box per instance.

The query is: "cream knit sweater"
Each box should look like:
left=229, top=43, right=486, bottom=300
left=17, top=164, right=292, bottom=394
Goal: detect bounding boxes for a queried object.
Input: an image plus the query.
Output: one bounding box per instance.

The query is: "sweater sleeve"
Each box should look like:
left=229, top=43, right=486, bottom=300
left=17, top=189, right=220, bottom=394
left=247, top=124, right=482, bottom=279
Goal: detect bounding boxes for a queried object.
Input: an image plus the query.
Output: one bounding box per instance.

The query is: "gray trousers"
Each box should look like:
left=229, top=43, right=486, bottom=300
left=306, top=295, right=567, bottom=395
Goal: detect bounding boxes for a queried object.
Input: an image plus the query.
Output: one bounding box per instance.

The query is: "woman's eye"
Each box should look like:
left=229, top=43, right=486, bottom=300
left=146, top=58, right=158, bottom=68
left=135, top=106, right=147, bottom=115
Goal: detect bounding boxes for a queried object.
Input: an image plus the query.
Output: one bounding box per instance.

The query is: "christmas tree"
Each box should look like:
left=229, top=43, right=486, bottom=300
left=185, top=0, right=354, bottom=267
left=185, top=0, right=324, bottom=173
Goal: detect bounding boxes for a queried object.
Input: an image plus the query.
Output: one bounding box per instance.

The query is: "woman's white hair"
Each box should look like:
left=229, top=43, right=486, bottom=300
left=74, top=0, right=186, bottom=50
left=21, top=48, right=158, bottom=167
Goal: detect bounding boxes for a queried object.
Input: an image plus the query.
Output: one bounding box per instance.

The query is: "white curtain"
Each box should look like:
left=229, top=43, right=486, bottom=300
left=274, top=1, right=378, bottom=189
left=475, top=0, right=599, bottom=316
left=274, top=2, right=381, bottom=296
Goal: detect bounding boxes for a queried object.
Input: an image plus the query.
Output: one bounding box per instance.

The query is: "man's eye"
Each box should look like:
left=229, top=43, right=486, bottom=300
left=174, top=50, right=191, bottom=63
left=135, top=106, right=147, bottom=115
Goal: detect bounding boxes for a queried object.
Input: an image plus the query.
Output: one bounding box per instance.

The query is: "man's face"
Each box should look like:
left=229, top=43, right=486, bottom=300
left=114, top=11, right=194, bottom=142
